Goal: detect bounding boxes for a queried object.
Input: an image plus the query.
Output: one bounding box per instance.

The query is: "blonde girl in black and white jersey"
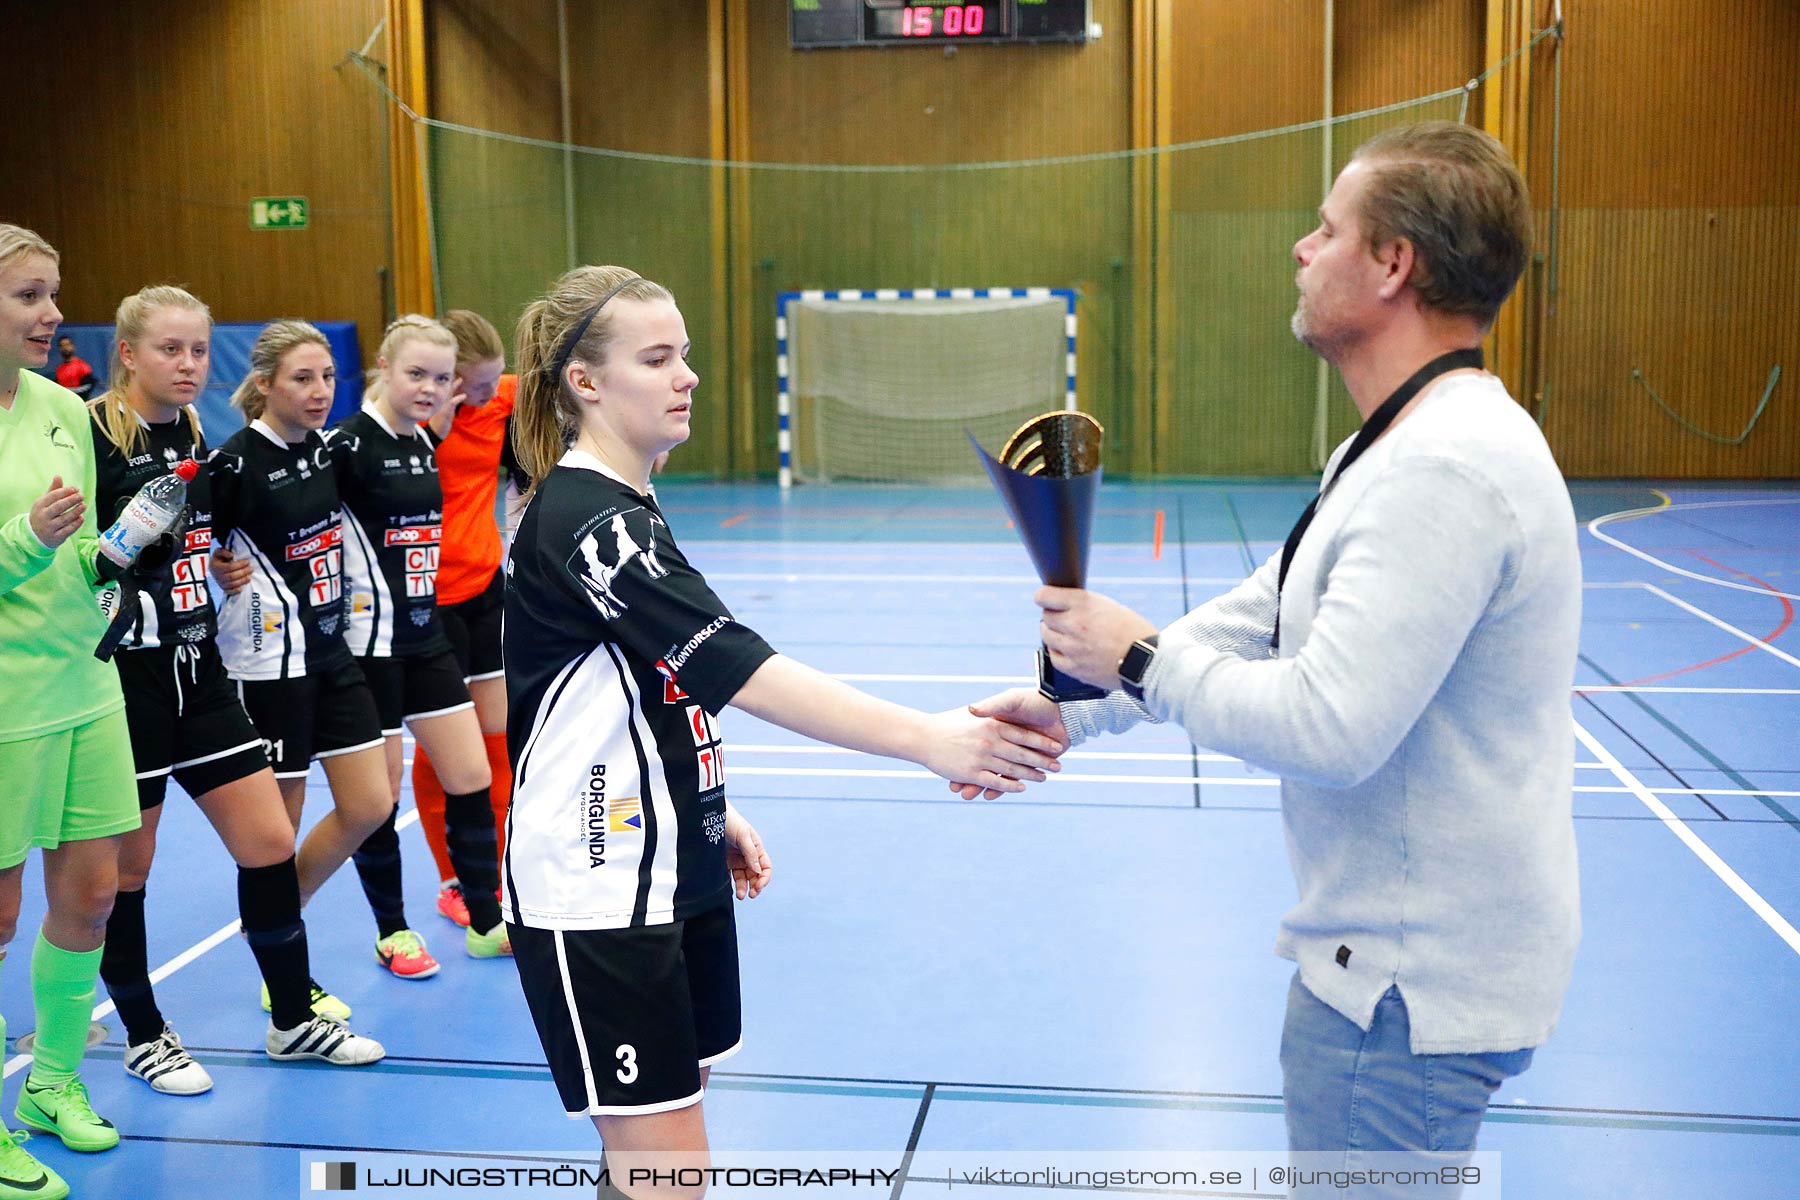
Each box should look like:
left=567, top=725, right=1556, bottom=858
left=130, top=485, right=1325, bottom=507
left=334, top=315, right=508, bottom=978
left=90, top=289, right=384, bottom=1093
left=502, top=266, right=1064, bottom=1190
left=210, top=323, right=399, bottom=1001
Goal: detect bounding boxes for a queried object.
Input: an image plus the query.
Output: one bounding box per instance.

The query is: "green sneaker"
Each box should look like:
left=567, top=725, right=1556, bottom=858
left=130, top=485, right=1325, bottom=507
left=14, top=1077, right=118, bottom=1153
left=260, top=978, right=352, bottom=1022
left=0, top=1129, right=68, bottom=1199
left=466, top=921, right=512, bottom=959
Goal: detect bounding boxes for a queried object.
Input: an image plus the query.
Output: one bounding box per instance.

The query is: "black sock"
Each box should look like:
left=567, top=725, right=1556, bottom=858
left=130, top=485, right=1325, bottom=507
left=445, top=788, right=503, bottom=931
left=352, top=805, right=409, bottom=939
left=99, top=887, right=165, bottom=1045
left=239, top=857, right=312, bottom=1031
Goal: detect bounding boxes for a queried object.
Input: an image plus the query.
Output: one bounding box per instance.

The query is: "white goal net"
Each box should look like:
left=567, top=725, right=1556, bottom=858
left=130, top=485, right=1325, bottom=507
left=779, top=288, right=1075, bottom=486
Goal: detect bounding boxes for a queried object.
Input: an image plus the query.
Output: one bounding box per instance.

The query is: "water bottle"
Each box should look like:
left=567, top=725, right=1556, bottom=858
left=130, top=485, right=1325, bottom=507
left=98, top=458, right=198, bottom=569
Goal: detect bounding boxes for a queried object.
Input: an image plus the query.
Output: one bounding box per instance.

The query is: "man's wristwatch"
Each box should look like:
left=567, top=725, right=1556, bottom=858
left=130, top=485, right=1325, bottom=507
left=1118, top=633, right=1159, bottom=703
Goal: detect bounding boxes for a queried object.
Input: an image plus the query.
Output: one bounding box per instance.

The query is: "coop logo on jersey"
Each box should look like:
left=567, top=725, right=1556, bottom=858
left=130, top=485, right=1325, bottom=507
left=569, top=511, right=670, bottom=620
left=384, top=525, right=442, bottom=546
left=286, top=526, right=343, bottom=561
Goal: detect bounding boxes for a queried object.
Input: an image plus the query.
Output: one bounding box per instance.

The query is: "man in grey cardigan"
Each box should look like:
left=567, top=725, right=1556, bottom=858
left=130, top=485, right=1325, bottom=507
left=973, top=123, right=1581, bottom=1177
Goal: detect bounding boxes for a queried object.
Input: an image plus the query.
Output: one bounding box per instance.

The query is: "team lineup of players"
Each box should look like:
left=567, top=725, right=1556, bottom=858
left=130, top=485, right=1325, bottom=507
left=0, top=231, right=1063, bottom=1198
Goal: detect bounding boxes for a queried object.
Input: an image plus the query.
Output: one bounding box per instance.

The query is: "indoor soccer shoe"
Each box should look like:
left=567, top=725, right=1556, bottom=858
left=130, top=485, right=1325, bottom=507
left=259, top=978, right=352, bottom=1021
left=436, top=882, right=470, bottom=928
left=466, top=921, right=512, bottom=958
left=265, top=1016, right=386, bottom=1066
left=122, top=1024, right=213, bottom=1096
left=0, top=1130, right=68, bottom=1200
left=375, top=929, right=440, bottom=979
left=14, top=1077, right=118, bottom=1153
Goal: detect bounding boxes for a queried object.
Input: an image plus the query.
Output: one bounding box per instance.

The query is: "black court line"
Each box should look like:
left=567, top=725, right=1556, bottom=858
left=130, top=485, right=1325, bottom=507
left=1580, top=652, right=1800, bottom=834
left=1222, top=492, right=1256, bottom=577
left=116, top=1133, right=602, bottom=1163
left=1168, top=494, right=1208, bottom=811
left=106, top=1048, right=1799, bottom=1129
left=890, top=1082, right=934, bottom=1200
left=1656, top=511, right=1760, bottom=549
left=1576, top=681, right=1729, bottom=821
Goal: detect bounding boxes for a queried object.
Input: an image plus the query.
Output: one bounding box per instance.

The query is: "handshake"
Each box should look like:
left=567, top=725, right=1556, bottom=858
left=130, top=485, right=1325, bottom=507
left=932, top=686, right=1072, bottom=802
left=932, top=583, right=1162, bottom=801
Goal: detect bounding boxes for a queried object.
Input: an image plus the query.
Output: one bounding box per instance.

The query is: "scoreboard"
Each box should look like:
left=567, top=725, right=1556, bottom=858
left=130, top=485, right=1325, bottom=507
left=791, top=0, right=1090, bottom=48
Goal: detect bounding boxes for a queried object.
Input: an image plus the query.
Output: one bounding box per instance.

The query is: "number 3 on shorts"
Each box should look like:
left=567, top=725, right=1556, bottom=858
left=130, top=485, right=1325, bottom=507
left=616, top=1043, right=638, bottom=1084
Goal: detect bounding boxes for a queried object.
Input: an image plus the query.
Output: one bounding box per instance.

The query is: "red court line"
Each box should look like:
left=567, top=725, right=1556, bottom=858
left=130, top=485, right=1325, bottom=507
left=720, top=513, right=750, bottom=527
left=1153, top=509, right=1165, bottom=561
left=1606, top=552, right=1794, bottom=689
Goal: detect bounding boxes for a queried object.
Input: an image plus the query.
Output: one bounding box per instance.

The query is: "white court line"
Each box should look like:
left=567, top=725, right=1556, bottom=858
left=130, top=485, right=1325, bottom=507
left=1574, top=720, right=1800, bottom=957
left=1639, top=583, right=1800, bottom=672
left=730, top=743, right=1609, bottom=770
left=732, top=744, right=1252, bottom=765
left=2, top=810, right=422, bottom=1080
left=1587, top=498, right=1800, bottom=601
left=1574, top=686, right=1800, bottom=695
left=736, top=767, right=1793, bottom=797
left=708, top=572, right=1239, bottom=586
left=811, top=671, right=1793, bottom=696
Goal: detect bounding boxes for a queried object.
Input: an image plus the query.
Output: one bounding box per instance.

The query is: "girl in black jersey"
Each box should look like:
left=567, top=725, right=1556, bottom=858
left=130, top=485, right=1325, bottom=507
left=210, top=322, right=400, bottom=990
left=503, top=266, right=1063, bottom=1176
left=332, top=315, right=508, bottom=975
left=90, top=290, right=383, bottom=1091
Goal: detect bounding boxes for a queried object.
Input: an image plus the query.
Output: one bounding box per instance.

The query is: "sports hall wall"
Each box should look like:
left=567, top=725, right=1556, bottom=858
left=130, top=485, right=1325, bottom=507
left=0, top=0, right=392, bottom=353
left=1, top=0, right=1794, bottom=481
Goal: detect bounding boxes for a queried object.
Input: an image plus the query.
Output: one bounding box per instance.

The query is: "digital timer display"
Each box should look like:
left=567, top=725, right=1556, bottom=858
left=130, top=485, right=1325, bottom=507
left=791, top=0, right=1089, bottom=49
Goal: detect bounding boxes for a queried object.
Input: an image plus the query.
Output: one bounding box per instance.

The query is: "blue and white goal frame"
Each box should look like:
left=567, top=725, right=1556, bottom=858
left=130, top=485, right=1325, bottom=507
left=775, top=287, right=1078, bottom=488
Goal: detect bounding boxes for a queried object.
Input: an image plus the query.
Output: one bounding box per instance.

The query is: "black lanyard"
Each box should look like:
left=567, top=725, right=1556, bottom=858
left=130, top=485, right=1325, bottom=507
left=1271, top=347, right=1484, bottom=651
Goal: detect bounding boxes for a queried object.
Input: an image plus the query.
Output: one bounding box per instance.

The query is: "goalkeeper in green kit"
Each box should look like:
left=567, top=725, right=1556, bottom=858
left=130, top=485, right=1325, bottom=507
left=0, top=224, right=142, bottom=1200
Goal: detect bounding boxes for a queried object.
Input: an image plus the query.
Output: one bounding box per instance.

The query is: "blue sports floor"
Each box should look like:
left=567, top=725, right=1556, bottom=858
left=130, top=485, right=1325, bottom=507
left=5, top=479, right=1798, bottom=1199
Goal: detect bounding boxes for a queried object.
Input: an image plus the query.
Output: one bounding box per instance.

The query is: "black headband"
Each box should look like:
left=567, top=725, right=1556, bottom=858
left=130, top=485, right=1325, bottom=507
left=550, top=276, right=642, bottom=385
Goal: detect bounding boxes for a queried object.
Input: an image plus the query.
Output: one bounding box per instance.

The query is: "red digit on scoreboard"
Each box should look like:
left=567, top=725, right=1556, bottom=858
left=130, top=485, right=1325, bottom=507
left=965, top=5, right=983, bottom=34
left=944, top=6, right=962, bottom=34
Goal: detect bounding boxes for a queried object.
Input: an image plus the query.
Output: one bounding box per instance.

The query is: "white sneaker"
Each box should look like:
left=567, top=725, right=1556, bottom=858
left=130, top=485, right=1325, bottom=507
left=265, top=1015, right=386, bottom=1066
left=123, top=1024, right=214, bottom=1095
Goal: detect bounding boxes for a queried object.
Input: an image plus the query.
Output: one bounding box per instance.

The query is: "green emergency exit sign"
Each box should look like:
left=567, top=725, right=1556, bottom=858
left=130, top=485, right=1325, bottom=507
left=250, top=197, right=308, bottom=230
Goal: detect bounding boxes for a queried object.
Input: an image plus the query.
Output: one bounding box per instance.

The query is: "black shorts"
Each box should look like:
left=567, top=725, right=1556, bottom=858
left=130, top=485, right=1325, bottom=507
left=117, top=642, right=269, bottom=810
left=236, top=659, right=386, bottom=780
left=509, top=901, right=742, bottom=1118
left=439, top=568, right=505, bottom=682
left=358, top=650, right=475, bottom=736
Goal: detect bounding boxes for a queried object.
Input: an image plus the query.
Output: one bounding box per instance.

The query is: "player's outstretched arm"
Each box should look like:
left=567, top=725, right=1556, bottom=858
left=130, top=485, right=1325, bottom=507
left=947, top=688, right=1071, bottom=800
left=729, top=654, right=1066, bottom=795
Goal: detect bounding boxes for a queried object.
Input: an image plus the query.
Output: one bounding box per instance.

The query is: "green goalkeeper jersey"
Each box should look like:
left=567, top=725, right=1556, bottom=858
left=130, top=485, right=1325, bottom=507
left=0, top=370, right=123, bottom=741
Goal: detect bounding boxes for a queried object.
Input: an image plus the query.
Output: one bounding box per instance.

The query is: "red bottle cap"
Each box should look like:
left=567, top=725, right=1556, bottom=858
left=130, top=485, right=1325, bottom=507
left=174, top=458, right=200, bottom=482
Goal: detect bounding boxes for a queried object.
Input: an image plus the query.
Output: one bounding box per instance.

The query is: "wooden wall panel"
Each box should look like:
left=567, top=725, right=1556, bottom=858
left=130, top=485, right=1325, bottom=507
left=1161, top=1, right=1483, bottom=475
left=413, top=0, right=1800, bottom=480
left=0, top=0, right=390, bottom=352
left=1535, top=0, right=1800, bottom=478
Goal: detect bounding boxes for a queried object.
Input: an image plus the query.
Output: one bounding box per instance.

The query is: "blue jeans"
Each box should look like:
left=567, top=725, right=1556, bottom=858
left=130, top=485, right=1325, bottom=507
left=1280, top=973, right=1533, bottom=1197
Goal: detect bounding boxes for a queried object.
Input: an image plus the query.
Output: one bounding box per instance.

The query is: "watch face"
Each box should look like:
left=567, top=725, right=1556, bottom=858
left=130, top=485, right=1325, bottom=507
left=1122, top=639, right=1155, bottom=685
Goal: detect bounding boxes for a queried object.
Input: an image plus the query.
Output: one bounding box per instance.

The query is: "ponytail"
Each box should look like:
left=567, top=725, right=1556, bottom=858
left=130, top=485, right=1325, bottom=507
left=511, top=266, right=671, bottom=494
